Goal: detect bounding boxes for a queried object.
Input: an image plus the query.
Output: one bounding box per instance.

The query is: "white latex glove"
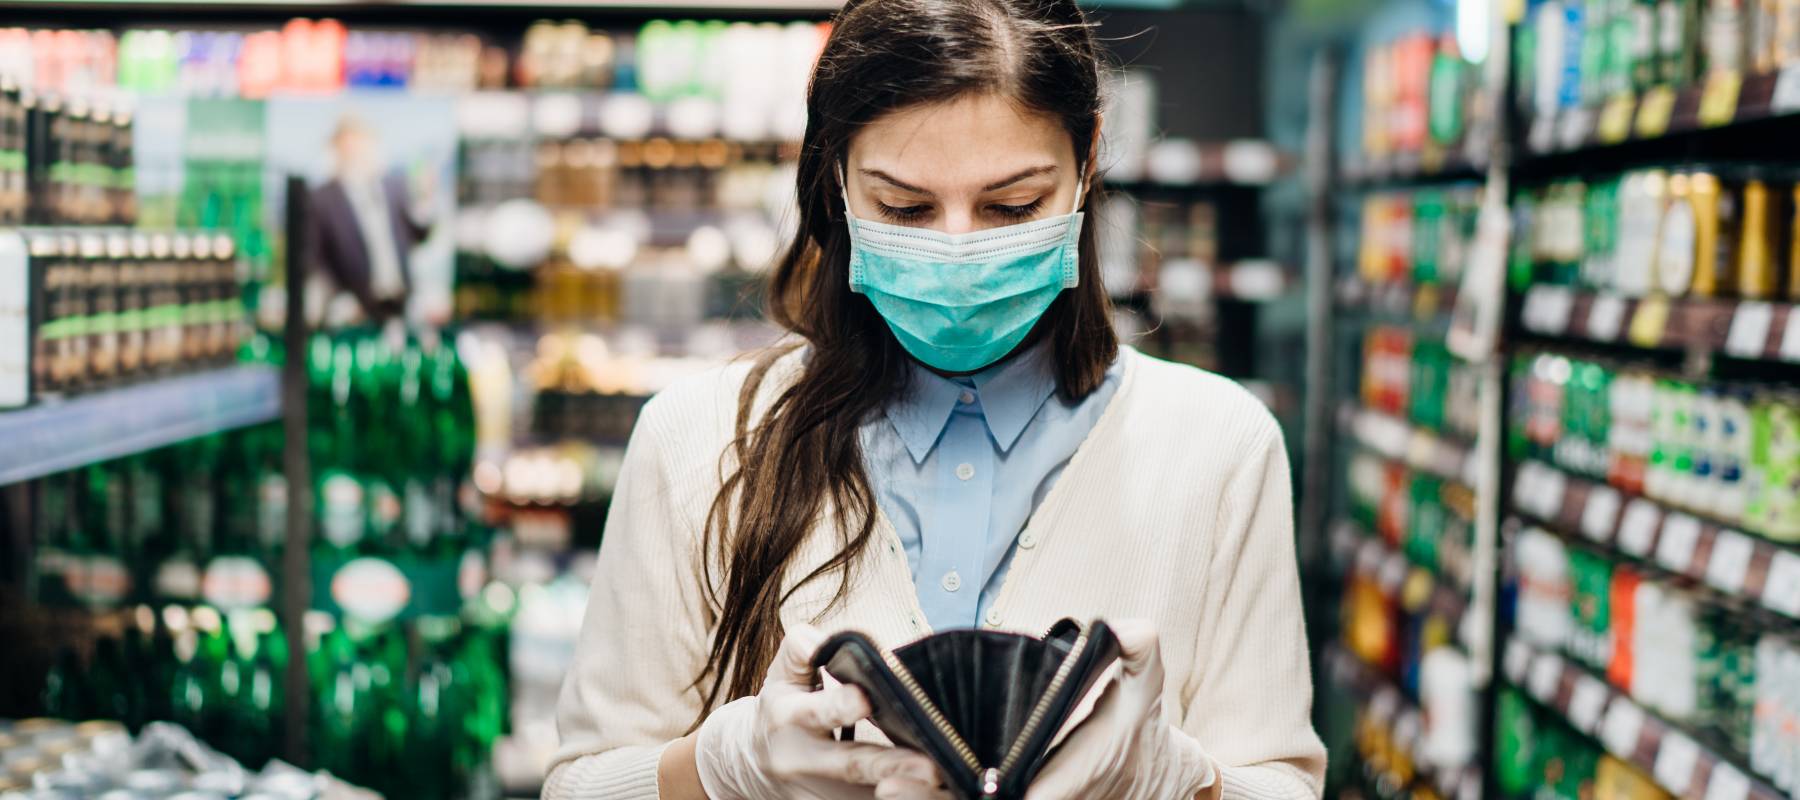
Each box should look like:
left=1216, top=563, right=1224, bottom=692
left=696, top=624, right=946, bottom=800
left=1024, top=620, right=1218, bottom=800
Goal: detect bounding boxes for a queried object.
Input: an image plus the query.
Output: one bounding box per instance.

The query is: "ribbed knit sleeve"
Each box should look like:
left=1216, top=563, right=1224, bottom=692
left=1181, top=418, right=1327, bottom=800
left=542, top=387, right=719, bottom=800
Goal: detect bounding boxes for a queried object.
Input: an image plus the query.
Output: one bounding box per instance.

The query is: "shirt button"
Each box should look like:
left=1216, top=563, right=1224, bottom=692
left=1019, top=531, right=1038, bottom=550
left=984, top=608, right=1002, bottom=627
left=941, top=571, right=962, bottom=592
left=955, top=463, right=975, bottom=481
left=959, top=390, right=976, bottom=405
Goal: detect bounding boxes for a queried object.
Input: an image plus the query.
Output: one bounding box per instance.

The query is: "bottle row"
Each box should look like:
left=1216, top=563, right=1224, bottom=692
left=1346, top=454, right=1477, bottom=592
left=1510, top=349, right=1800, bottom=541
left=1516, top=0, right=1800, bottom=117
left=2, top=19, right=827, bottom=109
left=461, top=138, right=791, bottom=213
left=0, top=229, right=247, bottom=410
left=24, top=604, right=510, bottom=798
left=1515, top=167, right=1800, bottom=301
left=1361, top=325, right=1484, bottom=441
left=1355, top=186, right=1482, bottom=290
left=1356, top=32, right=1492, bottom=162
left=1495, top=687, right=1716, bottom=800
left=1511, top=525, right=1799, bottom=791
left=0, top=80, right=136, bottom=226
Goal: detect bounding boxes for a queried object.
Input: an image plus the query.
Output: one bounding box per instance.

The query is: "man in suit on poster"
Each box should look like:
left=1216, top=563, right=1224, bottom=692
left=308, top=114, right=437, bottom=325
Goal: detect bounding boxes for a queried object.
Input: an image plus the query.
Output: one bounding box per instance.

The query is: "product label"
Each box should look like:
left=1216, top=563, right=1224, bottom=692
left=1569, top=674, right=1610, bottom=731
left=330, top=557, right=412, bottom=625
left=1599, top=698, right=1647, bottom=757
left=258, top=474, right=287, bottom=552
left=65, top=555, right=132, bottom=608
left=1528, top=652, right=1565, bottom=701
left=319, top=472, right=365, bottom=549
left=1762, top=549, right=1800, bottom=617
left=1618, top=498, right=1663, bottom=557
left=1582, top=486, right=1623, bottom=541
left=202, top=556, right=273, bottom=610
left=1726, top=302, right=1773, bottom=357
left=154, top=557, right=202, bottom=601
left=1655, top=513, right=1703, bottom=573
left=1703, top=530, right=1754, bottom=594
left=1703, top=762, right=1751, bottom=800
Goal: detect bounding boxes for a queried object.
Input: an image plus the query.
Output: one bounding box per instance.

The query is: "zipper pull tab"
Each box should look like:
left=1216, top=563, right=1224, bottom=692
left=980, top=768, right=1000, bottom=797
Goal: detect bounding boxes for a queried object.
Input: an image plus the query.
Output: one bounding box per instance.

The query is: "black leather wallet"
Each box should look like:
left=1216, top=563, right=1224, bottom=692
left=809, top=618, right=1122, bottom=799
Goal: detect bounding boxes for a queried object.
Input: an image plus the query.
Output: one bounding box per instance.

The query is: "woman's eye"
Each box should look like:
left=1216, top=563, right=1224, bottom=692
left=874, top=201, right=931, bottom=222
left=988, top=199, right=1044, bottom=220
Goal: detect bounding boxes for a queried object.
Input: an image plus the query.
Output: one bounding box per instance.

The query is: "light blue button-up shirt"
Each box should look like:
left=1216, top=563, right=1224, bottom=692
left=859, top=345, right=1123, bottom=631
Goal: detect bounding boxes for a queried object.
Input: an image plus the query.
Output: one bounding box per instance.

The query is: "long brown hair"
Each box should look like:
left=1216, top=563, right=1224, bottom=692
left=692, top=0, right=1119, bottom=724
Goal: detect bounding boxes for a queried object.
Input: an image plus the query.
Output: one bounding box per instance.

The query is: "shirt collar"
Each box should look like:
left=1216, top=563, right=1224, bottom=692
left=883, top=344, right=1058, bottom=463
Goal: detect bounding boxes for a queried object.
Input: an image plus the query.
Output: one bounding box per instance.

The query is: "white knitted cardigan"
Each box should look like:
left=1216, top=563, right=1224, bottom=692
left=543, top=346, right=1326, bottom=799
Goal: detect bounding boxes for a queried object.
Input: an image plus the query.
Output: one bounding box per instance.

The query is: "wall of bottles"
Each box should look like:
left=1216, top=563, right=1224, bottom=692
left=1515, top=0, right=1800, bottom=116
left=1513, top=167, right=1800, bottom=301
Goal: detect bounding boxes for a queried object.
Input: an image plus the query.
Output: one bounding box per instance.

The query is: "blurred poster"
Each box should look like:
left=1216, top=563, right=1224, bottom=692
left=264, top=91, right=457, bottom=328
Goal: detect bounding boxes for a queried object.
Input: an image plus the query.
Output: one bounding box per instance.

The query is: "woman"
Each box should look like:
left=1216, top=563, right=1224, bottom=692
left=546, top=1, right=1325, bottom=798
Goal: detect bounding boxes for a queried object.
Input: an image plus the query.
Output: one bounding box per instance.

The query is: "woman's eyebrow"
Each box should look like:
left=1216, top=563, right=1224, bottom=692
left=981, top=165, right=1057, bottom=191
left=858, top=164, right=1059, bottom=196
left=860, top=169, right=934, bottom=197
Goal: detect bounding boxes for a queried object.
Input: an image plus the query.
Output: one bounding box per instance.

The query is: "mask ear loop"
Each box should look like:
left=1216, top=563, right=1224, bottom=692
left=837, top=163, right=868, bottom=291
left=1061, top=163, right=1090, bottom=288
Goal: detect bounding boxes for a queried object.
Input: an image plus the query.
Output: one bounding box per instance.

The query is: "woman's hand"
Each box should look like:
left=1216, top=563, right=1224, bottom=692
left=1023, top=621, right=1218, bottom=800
left=694, top=624, right=946, bottom=800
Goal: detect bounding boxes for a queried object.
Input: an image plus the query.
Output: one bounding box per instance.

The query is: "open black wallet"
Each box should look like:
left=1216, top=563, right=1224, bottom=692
left=808, top=618, right=1123, bottom=799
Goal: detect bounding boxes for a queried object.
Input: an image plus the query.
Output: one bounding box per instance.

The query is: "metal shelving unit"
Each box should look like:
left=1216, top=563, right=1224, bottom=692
left=0, top=366, right=281, bottom=487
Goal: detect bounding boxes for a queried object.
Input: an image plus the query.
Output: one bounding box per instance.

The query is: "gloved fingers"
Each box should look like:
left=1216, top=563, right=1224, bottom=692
left=766, top=623, right=830, bottom=690
left=768, top=681, right=873, bottom=733
left=772, top=740, right=938, bottom=786
left=874, top=774, right=954, bottom=800
left=1107, top=619, right=1161, bottom=678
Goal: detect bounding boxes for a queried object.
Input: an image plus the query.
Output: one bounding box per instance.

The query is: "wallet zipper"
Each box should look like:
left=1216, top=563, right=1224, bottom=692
left=882, top=625, right=1094, bottom=798
left=996, top=630, right=1091, bottom=778
left=879, top=650, right=984, bottom=776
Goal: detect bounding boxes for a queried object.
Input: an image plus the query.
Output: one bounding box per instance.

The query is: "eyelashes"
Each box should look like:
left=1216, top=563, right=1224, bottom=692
left=871, top=198, right=1048, bottom=224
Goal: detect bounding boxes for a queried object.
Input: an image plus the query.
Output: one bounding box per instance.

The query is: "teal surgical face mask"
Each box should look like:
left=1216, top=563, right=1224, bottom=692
left=843, top=171, right=1086, bottom=373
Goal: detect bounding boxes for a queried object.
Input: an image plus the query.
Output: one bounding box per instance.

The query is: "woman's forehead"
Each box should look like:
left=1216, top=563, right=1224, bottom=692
left=848, top=94, right=1073, bottom=194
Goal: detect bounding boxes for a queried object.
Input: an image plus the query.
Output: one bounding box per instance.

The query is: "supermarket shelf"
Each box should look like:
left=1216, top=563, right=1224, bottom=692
left=0, top=366, right=281, bottom=486
left=1102, top=141, right=1293, bottom=190
left=1330, top=517, right=1476, bottom=604
left=1336, top=147, right=1488, bottom=188
left=1324, top=644, right=1482, bottom=800
left=1521, top=66, right=1800, bottom=159
left=1501, top=638, right=1786, bottom=800
left=1337, top=402, right=1478, bottom=488
left=1518, top=285, right=1800, bottom=364
left=1334, top=277, right=1460, bottom=326
left=1511, top=460, right=1800, bottom=621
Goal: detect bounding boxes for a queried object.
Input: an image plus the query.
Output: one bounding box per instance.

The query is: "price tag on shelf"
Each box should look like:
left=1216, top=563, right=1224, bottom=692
left=1762, top=549, right=1800, bottom=618
left=1629, top=296, right=1673, bottom=347
left=1699, top=70, right=1743, bottom=127
left=1636, top=86, right=1678, bottom=138
left=1514, top=461, right=1544, bottom=507
left=1543, top=286, right=1577, bottom=335
left=1582, top=486, right=1623, bottom=542
left=1726, top=302, right=1775, bottom=358
left=1528, top=652, right=1564, bottom=702
left=1704, top=530, right=1755, bottom=595
left=1568, top=674, right=1610, bottom=733
left=1773, top=64, right=1800, bottom=114
left=1600, top=699, right=1647, bottom=758
left=1588, top=294, right=1629, bottom=341
left=1704, top=762, right=1752, bottom=800
left=1653, top=732, right=1701, bottom=795
left=1541, top=470, right=1570, bottom=519
left=1618, top=499, right=1663, bottom=558
left=1504, top=639, right=1533, bottom=684
left=1597, top=93, right=1636, bottom=143
left=1656, top=513, right=1704, bottom=574
left=1780, top=307, right=1800, bottom=362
